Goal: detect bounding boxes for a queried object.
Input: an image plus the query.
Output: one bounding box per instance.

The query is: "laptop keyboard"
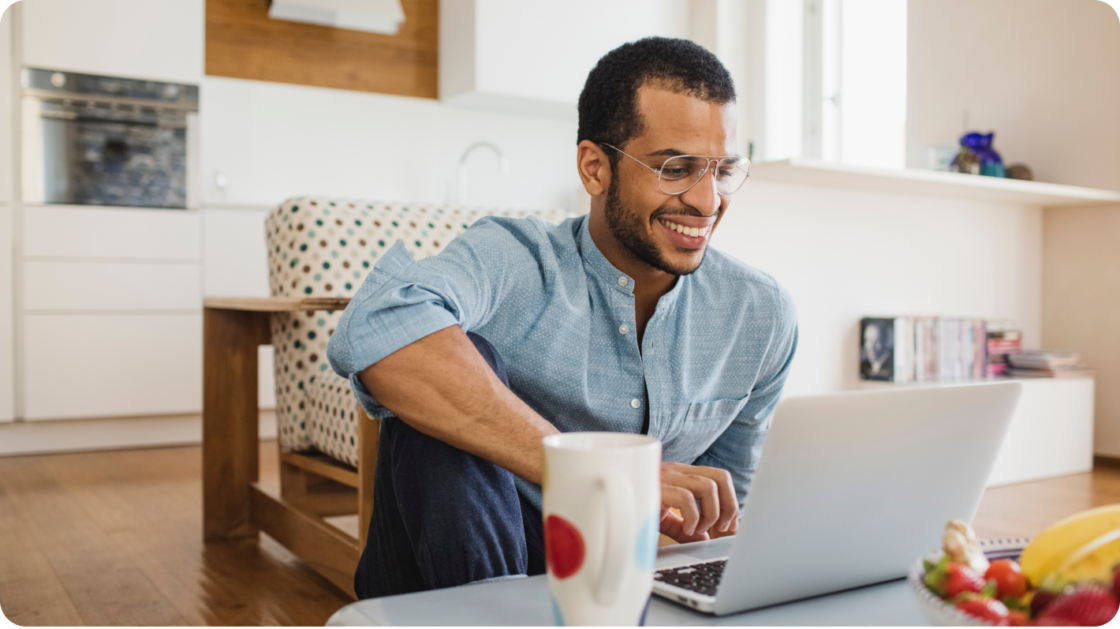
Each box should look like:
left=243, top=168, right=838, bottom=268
left=654, top=559, right=726, bottom=597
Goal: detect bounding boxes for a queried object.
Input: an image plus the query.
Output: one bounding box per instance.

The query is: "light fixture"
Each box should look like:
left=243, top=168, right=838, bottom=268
left=268, top=0, right=405, bottom=35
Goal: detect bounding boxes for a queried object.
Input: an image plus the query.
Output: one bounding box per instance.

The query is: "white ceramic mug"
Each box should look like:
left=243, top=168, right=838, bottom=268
left=542, top=432, right=662, bottom=626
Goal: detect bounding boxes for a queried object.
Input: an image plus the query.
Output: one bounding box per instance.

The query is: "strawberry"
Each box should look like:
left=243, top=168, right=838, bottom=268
left=985, top=560, right=1028, bottom=599
left=955, top=596, right=1011, bottom=625
left=1037, top=584, right=1120, bottom=627
left=944, top=564, right=987, bottom=599
left=1034, top=618, right=1079, bottom=626
left=1007, top=610, right=1030, bottom=626
left=1031, top=589, right=1058, bottom=616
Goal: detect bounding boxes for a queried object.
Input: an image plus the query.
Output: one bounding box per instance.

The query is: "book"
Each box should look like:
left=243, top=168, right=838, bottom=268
left=860, top=317, right=899, bottom=381
left=915, top=316, right=938, bottom=382
left=1007, top=368, right=1092, bottom=379
left=1007, top=350, right=1081, bottom=370
left=859, top=316, right=988, bottom=383
left=987, top=325, right=1022, bottom=377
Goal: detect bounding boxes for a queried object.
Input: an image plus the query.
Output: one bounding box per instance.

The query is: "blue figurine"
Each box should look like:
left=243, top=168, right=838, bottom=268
left=952, top=132, right=1005, bottom=177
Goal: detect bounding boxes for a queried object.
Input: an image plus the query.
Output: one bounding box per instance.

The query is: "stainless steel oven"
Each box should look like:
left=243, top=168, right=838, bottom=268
left=21, top=68, right=199, bottom=209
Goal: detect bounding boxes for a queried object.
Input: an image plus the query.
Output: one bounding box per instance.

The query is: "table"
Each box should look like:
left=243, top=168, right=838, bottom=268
left=201, top=296, right=354, bottom=593
left=326, top=543, right=928, bottom=626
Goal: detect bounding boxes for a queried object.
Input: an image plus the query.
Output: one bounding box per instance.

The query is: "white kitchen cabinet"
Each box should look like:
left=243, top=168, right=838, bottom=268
left=439, top=0, right=690, bottom=116
left=18, top=205, right=203, bottom=421
left=23, top=205, right=200, bottom=260
left=21, top=0, right=203, bottom=84
left=22, top=313, right=202, bottom=420
left=23, top=260, right=201, bottom=311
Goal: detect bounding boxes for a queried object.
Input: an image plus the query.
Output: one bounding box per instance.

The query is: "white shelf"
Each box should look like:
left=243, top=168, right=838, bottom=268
left=751, top=159, right=1120, bottom=207
left=852, top=377, right=1093, bottom=486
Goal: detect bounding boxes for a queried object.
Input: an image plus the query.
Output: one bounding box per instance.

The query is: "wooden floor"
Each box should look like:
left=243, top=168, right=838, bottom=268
left=0, top=441, right=352, bottom=626
left=0, top=443, right=1118, bottom=626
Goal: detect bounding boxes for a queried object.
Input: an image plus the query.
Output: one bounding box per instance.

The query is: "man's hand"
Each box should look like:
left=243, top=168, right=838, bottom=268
left=659, top=462, right=739, bottom=544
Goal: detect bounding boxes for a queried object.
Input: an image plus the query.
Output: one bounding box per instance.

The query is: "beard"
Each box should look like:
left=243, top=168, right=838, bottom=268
left=603, top=175, right=709, bottom=276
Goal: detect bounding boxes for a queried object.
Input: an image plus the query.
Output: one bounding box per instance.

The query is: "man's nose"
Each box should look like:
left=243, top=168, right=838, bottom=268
left=679, top=162, right=721, bottom=216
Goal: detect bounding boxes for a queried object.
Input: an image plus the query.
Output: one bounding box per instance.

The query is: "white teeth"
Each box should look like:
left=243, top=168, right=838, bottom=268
left=661, top=219, right=709, bottom=238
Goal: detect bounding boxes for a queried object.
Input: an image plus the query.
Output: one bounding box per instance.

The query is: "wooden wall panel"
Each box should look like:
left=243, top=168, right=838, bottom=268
left=205, top=0, right=438, bottom=99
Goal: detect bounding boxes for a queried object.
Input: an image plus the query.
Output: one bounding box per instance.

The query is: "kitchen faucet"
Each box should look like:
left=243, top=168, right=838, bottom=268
left=456, top=141, right=508, bottom=205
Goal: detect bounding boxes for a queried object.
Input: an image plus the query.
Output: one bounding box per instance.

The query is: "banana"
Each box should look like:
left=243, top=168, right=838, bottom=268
left=1019, top=503, right=1120, bottom=585
left=1053, top=528, right=1120, bottom=584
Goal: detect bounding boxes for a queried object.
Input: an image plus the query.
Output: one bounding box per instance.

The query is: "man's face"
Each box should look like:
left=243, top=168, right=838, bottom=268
left=604, top=85, right=738, bottom=276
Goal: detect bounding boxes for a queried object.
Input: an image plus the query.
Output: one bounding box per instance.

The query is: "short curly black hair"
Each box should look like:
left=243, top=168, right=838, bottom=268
left=577, top=37, right=736, bottom=158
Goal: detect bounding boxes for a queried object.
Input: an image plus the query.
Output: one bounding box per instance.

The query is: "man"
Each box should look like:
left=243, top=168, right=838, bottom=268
left=327, top=36, right=798, bottom=599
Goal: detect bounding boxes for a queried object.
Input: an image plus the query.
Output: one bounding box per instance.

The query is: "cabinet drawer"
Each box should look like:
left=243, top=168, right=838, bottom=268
left=23, top=205, right=201, bottom=260
left=24, top=261, right=202, bottom=311
left=23, top=313, right=202, bottom=420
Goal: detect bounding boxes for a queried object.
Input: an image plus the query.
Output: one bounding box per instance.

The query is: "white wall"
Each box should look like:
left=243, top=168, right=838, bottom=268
left=1042, top=204, right=1120, bottom=457
left=0, top=202, right=10, bottom=423
left=712, top=183, right=1042, bottom=396
left=0, top=2, right=11, bottom=203
left=0, top=5, right=12, bottom=422
left=21, top=0, right=203, bottom=83
left=201, top=207, right=276, bottom=408
left=907, top=0, right=1120, bottom=191
left=200, top=76, right=581, bottom=211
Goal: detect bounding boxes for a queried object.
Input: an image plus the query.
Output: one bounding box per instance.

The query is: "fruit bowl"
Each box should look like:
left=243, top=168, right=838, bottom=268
left=908, top=538, right=1031, bottom=626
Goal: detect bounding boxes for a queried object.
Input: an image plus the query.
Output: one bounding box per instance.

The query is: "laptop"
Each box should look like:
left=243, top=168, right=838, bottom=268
left=651, top=381, right=1023, bottom=615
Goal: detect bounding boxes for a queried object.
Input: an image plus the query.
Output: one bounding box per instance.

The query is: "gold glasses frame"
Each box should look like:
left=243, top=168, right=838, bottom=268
left=598, top=142, right=751, bottom=196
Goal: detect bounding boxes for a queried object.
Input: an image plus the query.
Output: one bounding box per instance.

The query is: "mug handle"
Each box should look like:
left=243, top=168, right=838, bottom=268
left=595, top=472, right=634, bottom=605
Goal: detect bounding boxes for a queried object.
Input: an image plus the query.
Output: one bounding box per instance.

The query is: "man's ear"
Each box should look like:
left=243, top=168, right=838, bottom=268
left=576, top=140, right=610, bottom=197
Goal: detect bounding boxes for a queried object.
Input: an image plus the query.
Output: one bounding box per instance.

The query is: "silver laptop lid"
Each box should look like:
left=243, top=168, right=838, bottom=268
left=714, top=381, right=1022, bottom=615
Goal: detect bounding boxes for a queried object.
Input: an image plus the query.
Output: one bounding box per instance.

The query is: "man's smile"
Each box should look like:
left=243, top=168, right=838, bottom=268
left=657, top=216, right=713, bottom=250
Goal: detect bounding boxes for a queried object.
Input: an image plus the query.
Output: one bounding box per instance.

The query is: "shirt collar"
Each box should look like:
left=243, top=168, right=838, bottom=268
left=576, top=214, right=685, bottom=306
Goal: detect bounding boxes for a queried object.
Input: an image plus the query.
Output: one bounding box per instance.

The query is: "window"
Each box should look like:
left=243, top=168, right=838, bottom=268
left=757, top=0, right=907, bottom=169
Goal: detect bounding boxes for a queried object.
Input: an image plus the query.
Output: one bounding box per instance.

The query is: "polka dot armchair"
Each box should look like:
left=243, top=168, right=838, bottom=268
left=265, top=198, right=575, bottom=467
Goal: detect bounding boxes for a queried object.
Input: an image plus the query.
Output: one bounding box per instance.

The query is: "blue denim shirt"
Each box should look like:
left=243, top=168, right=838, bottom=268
left=327, top=214, right=798, bottom=510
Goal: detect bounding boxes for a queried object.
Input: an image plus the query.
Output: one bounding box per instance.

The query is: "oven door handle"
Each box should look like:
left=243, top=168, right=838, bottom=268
left=39, top=110, right=77, bottom=120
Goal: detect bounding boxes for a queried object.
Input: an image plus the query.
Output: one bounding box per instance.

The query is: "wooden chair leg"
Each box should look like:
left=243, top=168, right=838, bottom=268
left=358, top=406, right=380, bottom=550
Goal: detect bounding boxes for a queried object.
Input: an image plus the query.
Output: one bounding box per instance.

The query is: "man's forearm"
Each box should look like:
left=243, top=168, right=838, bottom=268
left=358, top=325, right=559, bottom=484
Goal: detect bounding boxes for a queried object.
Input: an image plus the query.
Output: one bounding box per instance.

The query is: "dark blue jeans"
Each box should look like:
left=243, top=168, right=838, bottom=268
left=353, top=333, right=547, bottom=599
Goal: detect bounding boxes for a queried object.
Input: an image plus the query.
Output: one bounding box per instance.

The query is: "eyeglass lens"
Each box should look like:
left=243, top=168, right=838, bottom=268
left=659, top=155, right=750, bottom=195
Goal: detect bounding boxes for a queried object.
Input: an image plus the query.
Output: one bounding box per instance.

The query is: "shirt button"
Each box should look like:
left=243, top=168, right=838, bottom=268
left=618, top=276, right=628, bottom=286
left=619, top=324, right=630, bottom=335
left=630, top=398, right=642, bottom=409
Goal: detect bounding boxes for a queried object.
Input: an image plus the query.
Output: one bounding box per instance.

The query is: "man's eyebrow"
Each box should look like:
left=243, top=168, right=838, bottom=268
left=647, top=148, right=686, bottom=158
left=646, top=148, right=746, bottom=159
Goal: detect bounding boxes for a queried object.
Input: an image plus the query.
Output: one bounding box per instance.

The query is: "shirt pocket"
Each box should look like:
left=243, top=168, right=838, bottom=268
left=663, top=396, right=751, bottom=462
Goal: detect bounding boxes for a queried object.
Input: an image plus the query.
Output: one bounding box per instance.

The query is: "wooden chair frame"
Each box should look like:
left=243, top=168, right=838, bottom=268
left=202, top=296, right=375, bottom=598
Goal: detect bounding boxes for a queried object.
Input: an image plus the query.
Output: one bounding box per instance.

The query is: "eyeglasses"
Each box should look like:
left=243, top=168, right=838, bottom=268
left=599, top=143, right=751, bottom=196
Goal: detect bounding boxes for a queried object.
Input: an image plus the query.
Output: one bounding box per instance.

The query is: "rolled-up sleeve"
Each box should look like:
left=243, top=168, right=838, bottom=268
left=692, top=286, right=799, bottom=507
left=327, top=218, right=537, bottom=417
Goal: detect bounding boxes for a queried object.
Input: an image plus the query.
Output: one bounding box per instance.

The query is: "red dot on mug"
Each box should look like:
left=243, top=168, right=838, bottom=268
left=545, top=514, right=585, bottom=579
